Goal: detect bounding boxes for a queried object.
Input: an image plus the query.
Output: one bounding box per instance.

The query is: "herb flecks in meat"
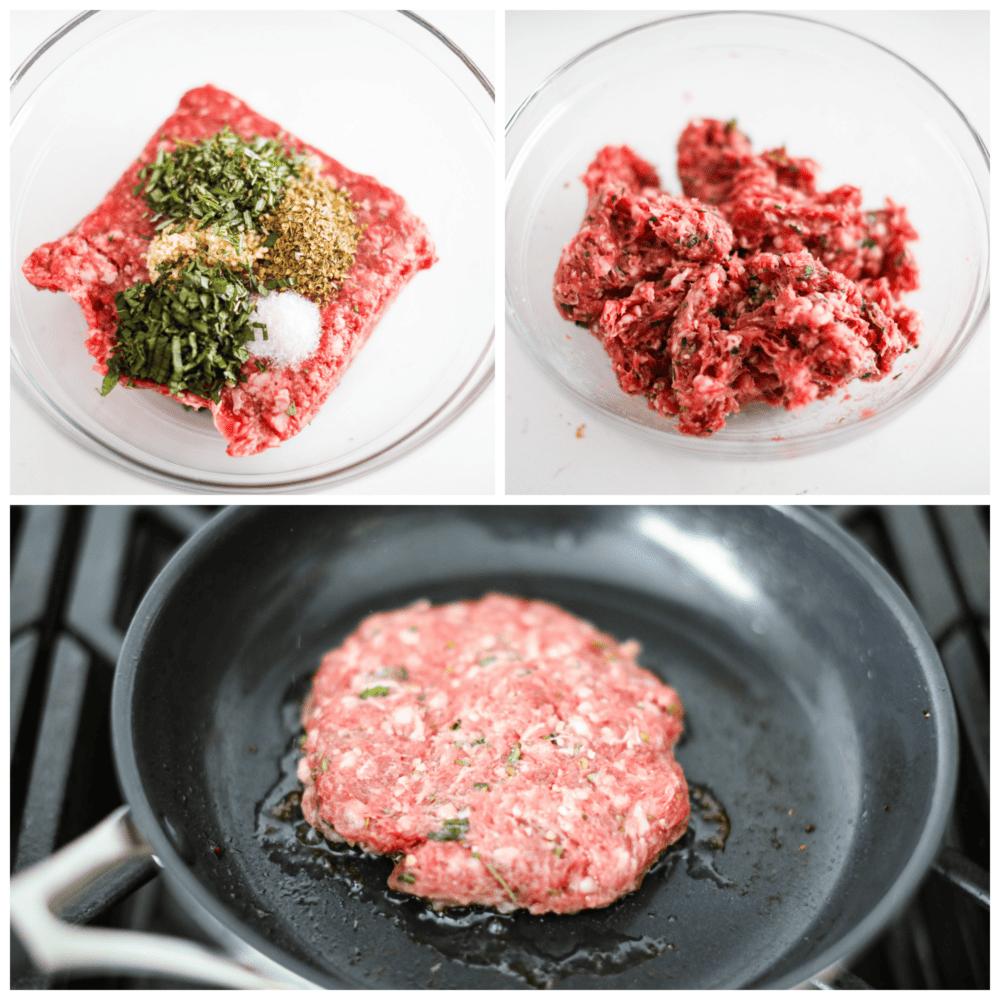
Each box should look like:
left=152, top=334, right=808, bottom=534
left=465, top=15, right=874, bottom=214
left=427, top=817, right=470, bottom=842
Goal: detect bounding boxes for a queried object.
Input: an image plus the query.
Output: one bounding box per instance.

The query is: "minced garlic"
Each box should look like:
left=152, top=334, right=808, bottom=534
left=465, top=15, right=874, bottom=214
left=145, top=220, right=266, bottom=280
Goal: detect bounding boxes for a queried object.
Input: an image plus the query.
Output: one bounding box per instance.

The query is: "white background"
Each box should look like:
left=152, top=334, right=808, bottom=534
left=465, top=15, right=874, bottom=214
left=11, top=10, right=496, bottom=496
left=505, top=11, right=989, bottom=496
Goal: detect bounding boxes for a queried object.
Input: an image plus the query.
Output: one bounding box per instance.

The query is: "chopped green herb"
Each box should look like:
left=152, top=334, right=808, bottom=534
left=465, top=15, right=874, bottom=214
left=102, top=257, right=265, bottom=402
left=263, top=276, right=298, bottom=291
left=474, top=782, right=490, bottom=791
left=506, top=742, right=522, bottom=766
left=450, top=720, right=461, bottom=731
left=428, top=817, right=469, bottom=841
left=398, top=872, right=416, bottom=884
left=286, top=403, right=296, bottom=416
left=136, top=126, right=306, bottom=242
left=482, top=859, right=516, bottom=905
left=358, top=685, right=390, bottom=699
left=574, top=320, right=589, bottom=329
left=584, top=250, right=590, bottom=258
left=254, top=360, right=267, bottom=373
left=860, top=238, right=878, bottom=249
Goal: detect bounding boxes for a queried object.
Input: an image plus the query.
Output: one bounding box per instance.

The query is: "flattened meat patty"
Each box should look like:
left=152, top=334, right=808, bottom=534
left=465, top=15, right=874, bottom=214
left=299, top=594, right=689, bottom=914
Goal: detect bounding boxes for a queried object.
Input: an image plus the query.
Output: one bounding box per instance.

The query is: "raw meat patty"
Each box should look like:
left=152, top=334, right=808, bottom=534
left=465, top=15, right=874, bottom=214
left=299, top=594, right=689, bottom=915
left=21, top=84, right=437, bottom=457
left=553, top=119, right=922, bottom=436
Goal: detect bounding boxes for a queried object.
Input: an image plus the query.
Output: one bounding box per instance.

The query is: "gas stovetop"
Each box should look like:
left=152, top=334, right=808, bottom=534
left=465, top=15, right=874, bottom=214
left=10, top=505, right=989, bottom=989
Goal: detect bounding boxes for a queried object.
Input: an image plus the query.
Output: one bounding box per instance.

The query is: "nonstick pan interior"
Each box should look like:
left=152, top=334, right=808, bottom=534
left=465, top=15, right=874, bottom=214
left=112, top=506, right=957, bottom=988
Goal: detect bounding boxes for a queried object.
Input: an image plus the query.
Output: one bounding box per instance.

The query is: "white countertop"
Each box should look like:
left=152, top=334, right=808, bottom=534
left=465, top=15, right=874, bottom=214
left=12, top=10, right=496, bottom=496
left=505, top=11, right=989, bottom=497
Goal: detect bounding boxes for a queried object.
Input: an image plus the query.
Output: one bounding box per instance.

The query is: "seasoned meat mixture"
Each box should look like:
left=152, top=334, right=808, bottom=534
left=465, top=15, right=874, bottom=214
left=553, top=119, right=921, bottom=436
left=299, top=594, right=689, bottom=914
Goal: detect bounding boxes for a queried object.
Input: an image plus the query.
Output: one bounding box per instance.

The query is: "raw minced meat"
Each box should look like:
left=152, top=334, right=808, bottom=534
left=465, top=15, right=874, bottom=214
left=299, top=594, right=689, bottom=915
left=21, top=85, right=436, bottom=457
left=553, top=118, right=922, bottom=436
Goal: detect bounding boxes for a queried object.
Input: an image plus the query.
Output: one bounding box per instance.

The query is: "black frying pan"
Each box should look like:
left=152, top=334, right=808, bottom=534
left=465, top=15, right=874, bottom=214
left=15, top=506, right=959, bottom=987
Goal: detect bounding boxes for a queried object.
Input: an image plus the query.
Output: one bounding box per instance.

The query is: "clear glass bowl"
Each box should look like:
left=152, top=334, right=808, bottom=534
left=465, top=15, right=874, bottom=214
left=12, top=11, right=493, bottom=492
left=505, top=12, right=989, bottom=459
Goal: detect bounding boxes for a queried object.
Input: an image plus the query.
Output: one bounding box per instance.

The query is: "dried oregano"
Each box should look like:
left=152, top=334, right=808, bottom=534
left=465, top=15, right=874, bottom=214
left=253, top=163, right=364, bottom=305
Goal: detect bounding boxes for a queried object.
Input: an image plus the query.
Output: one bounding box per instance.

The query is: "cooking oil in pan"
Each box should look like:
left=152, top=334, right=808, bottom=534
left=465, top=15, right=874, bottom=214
left=255, top=697, right=734, bottom=987
left=650, top=782, right=735, bottom=889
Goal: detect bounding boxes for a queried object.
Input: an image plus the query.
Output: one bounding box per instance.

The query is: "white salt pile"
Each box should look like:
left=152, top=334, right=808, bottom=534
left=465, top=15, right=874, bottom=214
left=248, top=291, right=322, bottom=366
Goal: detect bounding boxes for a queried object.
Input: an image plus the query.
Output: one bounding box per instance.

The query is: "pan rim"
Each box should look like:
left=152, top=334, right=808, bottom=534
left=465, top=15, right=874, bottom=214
left=111, top=505, right=342, bottom=988
left=111, top=505, right=959, bottom=989
left=762, top=506, right=959, bottom=987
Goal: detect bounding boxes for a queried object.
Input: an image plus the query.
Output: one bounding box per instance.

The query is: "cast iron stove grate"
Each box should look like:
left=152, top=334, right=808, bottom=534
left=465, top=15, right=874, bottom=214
left=9, top=505, right=989, bottom=989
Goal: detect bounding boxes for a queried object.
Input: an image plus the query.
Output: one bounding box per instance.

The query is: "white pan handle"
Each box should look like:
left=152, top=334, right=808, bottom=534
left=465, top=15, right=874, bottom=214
left=11, top=806, right=309, bottom=989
